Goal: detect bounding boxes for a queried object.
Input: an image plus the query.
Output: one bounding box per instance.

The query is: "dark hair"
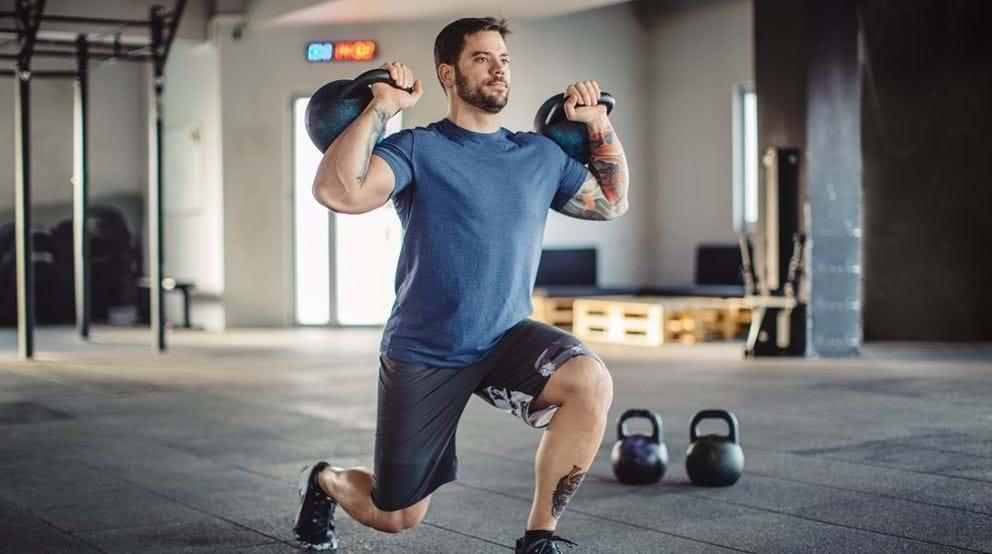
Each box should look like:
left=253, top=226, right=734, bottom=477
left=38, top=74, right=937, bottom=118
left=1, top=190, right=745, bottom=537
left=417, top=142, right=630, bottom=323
left=433, top=17, right=511, bottom=90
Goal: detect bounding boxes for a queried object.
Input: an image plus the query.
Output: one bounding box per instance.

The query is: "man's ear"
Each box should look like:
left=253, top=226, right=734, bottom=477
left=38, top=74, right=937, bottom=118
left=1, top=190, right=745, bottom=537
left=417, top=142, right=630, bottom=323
left=438, top=63, right=454, bottom=89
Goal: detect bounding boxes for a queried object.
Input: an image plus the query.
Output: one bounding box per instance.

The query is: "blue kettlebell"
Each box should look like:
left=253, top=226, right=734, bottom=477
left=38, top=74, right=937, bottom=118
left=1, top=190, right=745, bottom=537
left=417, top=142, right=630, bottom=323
left=611, top=409, right=668, bottom=485
left=534, top=91, right=616, bottom=164
left=305, top=68, right=411, bottom=152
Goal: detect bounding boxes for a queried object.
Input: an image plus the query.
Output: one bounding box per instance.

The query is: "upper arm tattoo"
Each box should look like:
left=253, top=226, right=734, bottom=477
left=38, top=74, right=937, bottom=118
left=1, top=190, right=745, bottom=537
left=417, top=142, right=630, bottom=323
left=554, top=128, right=630, bottom=221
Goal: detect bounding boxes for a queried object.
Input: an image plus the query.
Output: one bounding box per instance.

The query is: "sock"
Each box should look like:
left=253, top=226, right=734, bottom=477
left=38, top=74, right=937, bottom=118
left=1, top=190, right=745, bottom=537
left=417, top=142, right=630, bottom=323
left=525, top=530, right=554, bottom=543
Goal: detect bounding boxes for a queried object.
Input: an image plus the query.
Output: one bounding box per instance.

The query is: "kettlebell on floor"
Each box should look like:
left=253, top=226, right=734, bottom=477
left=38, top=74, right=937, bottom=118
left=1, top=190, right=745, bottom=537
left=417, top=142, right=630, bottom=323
left=685, top=409, right=745, bottom=487
left=611, top=409, right=668, bottom=484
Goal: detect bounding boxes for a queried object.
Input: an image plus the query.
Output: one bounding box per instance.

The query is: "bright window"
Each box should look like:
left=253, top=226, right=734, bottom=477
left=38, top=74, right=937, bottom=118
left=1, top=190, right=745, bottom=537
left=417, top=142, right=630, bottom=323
left=732, top=83, right=759, bottom=233
left=292, top=97, right=403, bottom=325
left=293, top=97, right=331, bottom=325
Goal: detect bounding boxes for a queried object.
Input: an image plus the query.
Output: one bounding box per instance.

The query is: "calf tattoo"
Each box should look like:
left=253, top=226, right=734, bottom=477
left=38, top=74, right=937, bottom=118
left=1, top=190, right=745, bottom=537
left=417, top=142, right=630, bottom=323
left=551, top=465, right=587, bottom=518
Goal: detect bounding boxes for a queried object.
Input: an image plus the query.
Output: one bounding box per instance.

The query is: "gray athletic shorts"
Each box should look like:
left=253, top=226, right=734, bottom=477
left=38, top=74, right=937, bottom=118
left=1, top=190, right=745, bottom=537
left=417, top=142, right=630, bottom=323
left=370, top=318, right=602, bottom=512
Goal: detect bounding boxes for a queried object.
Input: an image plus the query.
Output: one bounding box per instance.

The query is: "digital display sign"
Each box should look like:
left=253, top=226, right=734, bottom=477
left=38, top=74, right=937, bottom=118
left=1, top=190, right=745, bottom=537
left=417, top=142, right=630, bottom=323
left=306, top=40, right=377, bottom=62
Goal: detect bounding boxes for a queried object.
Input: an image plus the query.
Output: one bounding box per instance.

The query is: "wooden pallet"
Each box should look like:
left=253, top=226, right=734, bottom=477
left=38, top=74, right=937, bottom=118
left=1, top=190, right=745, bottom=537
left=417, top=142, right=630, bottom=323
left=531, top=295, right=576, bottom=330
left=572, top=296, right=751, bottom=346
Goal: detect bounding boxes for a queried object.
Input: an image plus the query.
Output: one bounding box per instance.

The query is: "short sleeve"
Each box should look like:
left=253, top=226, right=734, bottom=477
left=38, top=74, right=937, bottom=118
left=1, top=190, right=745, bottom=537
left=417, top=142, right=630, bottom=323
left=551, top=150, right=589, bottom=210
left=372, top=129, right=415, bottom=199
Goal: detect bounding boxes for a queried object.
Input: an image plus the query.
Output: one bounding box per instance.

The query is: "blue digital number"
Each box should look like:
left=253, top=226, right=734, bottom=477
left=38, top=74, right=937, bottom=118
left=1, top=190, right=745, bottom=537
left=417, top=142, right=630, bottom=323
left=307, top=42, right=334, bottom=62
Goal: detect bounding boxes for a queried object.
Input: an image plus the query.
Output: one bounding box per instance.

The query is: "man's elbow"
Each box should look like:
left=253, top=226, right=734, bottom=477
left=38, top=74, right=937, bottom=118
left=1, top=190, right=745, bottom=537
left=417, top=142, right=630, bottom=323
left=313, top=183, right=379, bottom=215
left=606, top=199, right=629, bottom=220
left=312, top=183, right=351, bottom=214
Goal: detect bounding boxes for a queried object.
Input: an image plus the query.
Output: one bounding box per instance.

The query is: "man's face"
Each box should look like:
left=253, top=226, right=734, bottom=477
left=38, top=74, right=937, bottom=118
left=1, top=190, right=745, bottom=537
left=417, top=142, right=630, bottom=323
left=452, top=30, right=510, bottom=113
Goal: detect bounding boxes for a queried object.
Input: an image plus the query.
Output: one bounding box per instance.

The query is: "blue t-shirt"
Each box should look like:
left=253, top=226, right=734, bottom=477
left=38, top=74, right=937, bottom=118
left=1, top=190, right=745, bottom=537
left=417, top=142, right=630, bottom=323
left=372, top=118, right=587, bottom=368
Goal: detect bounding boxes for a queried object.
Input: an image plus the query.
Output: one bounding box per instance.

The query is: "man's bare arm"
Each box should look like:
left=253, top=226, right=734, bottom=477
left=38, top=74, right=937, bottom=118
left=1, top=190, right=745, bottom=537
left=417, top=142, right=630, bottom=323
left=311, top=61, right=422, bottom=214
left=311, top=101, right=396, bottom=214
left=556, top=121, right=630, bottom=221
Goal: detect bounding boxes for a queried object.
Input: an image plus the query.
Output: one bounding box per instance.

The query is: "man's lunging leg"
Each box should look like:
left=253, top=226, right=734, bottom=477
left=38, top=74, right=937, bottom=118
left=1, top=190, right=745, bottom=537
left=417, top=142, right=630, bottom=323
left=528, top=355, right=613, bottom=532
left=318, top=466, right=430, bottom=534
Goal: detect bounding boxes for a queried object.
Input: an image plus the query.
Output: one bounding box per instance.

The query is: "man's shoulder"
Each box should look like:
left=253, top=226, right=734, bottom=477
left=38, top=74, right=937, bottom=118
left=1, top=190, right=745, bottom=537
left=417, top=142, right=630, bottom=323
left=507, top=129, right=559, bottom=150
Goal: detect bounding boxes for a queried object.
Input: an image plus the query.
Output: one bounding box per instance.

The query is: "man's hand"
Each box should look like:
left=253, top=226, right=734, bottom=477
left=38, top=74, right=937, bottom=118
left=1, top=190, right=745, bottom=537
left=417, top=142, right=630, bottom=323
left=371, top=61, right=423, bottom=116
left=562, top=80, right=609, bottom=128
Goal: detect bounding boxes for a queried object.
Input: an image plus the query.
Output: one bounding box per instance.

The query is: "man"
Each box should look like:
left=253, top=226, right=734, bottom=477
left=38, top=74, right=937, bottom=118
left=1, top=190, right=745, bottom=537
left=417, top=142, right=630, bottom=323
left=296, top=16, right=629, bottom=553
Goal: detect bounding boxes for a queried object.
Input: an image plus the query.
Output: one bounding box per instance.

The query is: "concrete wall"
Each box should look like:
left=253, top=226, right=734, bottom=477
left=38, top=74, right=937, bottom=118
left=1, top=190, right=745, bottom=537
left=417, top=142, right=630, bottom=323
left=647, top=0, right=754, bottom=284
left=217, top=3, right=654, bottom=325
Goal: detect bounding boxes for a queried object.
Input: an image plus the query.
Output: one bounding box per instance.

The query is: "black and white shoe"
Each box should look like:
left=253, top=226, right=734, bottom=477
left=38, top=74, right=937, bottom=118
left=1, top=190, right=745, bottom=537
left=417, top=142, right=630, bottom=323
left=515, top=534, right=577, bottom=553
left=293, top=462, right=339, bottom=551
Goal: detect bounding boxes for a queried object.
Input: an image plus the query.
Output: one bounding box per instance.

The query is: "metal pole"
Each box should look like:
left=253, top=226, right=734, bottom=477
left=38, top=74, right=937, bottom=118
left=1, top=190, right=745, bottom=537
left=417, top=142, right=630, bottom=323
left=13, top=69, right=33, bottom=359
left=162, top=0, right=187, bottom=63
left=12, top=0, right=44, bottom=360
left=148, top=5, right=166, bottom=351
left=73, top=34, right=90, bottom=339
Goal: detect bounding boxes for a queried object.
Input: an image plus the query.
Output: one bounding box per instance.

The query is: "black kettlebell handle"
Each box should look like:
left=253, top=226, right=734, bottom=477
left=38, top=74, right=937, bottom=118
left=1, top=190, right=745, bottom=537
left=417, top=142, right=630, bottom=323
left=689, top=409, right=739, bottom=444
left=534, top=92, right=616, bottom=133
left=339, top=68, right=414, bottom=99
left=617, top=409, right=662, bottom=442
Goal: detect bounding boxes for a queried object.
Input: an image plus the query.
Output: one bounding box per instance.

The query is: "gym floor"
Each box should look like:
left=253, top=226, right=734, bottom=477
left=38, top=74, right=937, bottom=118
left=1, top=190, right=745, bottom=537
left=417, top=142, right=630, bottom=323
left=1, top=328, right=990, bottom=552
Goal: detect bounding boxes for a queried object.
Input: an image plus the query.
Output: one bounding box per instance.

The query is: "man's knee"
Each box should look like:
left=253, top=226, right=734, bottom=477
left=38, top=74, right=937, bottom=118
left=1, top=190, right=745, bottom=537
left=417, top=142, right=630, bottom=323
left=377, top=499, right=429, bottom=534
left=555, top=355, right=614, bottom=410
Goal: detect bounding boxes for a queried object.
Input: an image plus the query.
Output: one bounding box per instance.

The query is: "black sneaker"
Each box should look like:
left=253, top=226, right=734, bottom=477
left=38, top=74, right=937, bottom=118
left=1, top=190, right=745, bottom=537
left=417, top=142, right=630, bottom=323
left=515, top=534, right=577, bottom=553
left=293, top=462, right=339, bottom=551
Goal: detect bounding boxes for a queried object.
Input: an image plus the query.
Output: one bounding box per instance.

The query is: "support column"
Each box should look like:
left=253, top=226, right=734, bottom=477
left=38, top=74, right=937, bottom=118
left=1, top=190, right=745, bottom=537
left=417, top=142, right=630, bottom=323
left=753, top=0, right=862, bottom=357
left=805, top=0, right=862, bottom=356
left=13, top=69, right=33, bottom=359
left=148, top=5, right=166, bottom=351
left=73, top=34, right=91, bottom=339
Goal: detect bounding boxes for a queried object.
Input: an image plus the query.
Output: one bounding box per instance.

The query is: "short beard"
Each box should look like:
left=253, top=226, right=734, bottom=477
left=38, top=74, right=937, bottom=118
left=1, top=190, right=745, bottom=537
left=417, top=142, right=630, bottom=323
left=454, top=66, right=508, bottom=114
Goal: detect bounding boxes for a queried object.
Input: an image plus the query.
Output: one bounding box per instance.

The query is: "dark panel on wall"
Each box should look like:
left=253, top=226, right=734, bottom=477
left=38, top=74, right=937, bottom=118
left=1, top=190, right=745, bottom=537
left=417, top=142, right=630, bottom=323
left=861, top=0, right=992, bottom=341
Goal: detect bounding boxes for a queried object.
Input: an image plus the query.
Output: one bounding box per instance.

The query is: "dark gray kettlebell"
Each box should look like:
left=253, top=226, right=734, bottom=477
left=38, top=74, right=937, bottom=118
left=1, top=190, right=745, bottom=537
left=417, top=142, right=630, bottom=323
left=305, top=68, right=412, bottom=152
left=534, top=92, right=616, bottom=164
left=685, top=409, right=744, bottom=487
left=611, top=409, right=668, bottom=484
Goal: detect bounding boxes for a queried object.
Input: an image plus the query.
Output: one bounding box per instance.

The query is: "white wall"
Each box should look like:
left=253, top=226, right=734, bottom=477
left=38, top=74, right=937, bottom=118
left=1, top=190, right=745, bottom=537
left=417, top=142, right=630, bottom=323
left=217, top=3, right=652, bottom=325
left=648, top=0, right=753, bottom=284
left=162, top=41, right=226, bottom=330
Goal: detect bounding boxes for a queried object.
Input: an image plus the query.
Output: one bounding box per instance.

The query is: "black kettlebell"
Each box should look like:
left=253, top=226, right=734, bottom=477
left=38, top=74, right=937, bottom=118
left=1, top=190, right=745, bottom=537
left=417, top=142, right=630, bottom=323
left=685, top=409, right=744, bottom=487
left=534, top=92, right=616, bottom=164
left=611, top=409, right=668, bottom=485
left=305, top=68, right=412, bottom=152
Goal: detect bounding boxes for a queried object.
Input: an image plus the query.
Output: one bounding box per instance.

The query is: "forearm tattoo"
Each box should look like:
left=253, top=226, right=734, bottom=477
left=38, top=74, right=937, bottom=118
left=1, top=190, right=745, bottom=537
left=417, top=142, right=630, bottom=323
left=589, top=130, right=627, bottom=204
left=551, top=465, right=586, bottom=519
left=357, top=106, right=391, bottom=182
left=557, top=126, right=630, bottom=221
